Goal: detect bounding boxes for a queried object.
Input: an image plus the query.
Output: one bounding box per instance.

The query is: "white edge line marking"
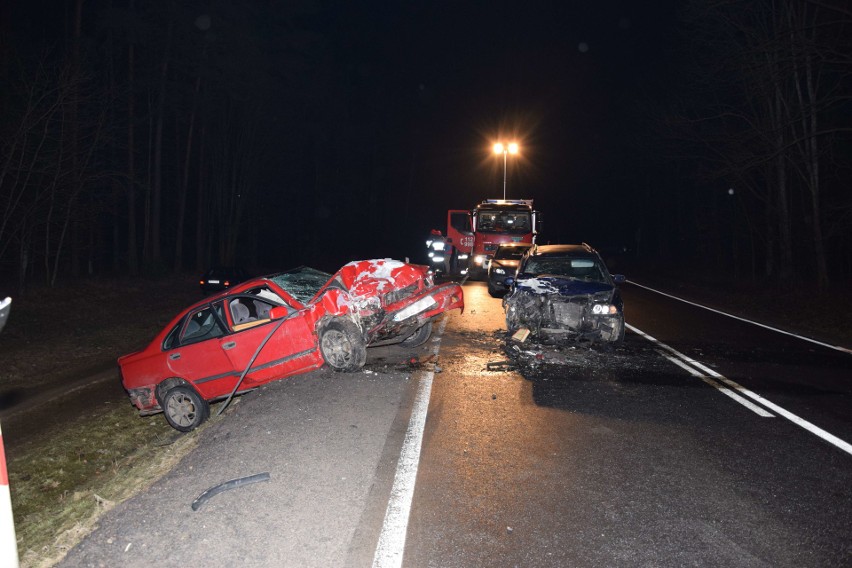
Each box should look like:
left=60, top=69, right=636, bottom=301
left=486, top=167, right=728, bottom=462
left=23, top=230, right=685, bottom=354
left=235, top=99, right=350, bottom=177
left=655, top=349, right=774, bottom=417
left=372, top=317, right=448, bottom=568
left=627, top=280, right=852, bottom=355
left=629, top=323, right=852, bottom=456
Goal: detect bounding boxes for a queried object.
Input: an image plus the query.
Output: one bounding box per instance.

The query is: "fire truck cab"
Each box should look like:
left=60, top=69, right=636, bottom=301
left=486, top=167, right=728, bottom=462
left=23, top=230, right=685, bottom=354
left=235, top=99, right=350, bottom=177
left=441, top=199, right=538, bottom=279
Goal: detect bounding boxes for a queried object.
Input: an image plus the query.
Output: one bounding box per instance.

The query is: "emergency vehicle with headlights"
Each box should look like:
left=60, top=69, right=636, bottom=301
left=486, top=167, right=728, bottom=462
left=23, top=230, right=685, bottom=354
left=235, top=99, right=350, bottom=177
left=427, top=199, right=539, bottom=278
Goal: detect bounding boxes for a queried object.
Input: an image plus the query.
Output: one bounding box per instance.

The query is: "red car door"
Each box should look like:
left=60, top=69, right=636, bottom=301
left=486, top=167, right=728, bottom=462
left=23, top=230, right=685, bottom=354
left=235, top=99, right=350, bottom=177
left=220, top=297, right=322, bottom=387
left=166, top=303, right=239, bottom=400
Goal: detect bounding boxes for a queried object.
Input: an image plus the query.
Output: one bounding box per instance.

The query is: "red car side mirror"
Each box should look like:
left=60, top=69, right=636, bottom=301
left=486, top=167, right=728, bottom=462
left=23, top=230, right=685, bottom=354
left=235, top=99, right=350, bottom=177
left=269, top=306, right=289, bottom=320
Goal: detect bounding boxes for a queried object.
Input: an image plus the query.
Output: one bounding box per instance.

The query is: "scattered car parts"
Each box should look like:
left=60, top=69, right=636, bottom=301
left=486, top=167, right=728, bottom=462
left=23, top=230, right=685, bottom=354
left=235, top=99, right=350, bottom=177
left=191, top=472, right=270, bottom=511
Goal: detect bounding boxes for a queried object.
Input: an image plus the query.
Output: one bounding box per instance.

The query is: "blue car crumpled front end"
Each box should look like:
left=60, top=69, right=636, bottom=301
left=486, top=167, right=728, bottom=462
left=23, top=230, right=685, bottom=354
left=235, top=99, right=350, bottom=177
left=504, top=276, right=624, bottom=343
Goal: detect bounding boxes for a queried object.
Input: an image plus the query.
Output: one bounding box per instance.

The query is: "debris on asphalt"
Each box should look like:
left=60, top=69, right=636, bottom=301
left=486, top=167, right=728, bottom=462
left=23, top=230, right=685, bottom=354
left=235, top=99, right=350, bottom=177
left=401, top=354, right=437, bottom=371
left=486, top=360, right=516, bottom=372
left=511, top=328, right=530, bottom=342
left=191, top=472, right=271, bottom=511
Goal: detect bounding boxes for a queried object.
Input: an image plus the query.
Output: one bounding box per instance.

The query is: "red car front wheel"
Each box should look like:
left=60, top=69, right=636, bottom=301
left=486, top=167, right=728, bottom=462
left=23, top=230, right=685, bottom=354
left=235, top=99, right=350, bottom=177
left=320, top=319, right=367, bottom=372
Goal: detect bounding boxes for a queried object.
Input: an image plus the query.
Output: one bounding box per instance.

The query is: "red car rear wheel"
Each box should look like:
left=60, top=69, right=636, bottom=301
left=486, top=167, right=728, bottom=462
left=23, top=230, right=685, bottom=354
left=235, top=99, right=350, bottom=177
left=162, top=385, right=210, bottom=432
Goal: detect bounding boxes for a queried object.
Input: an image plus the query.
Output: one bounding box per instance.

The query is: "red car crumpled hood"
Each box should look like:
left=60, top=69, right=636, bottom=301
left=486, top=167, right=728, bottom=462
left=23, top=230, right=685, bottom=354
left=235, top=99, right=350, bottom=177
left=327, top=259, right=427, bottom=299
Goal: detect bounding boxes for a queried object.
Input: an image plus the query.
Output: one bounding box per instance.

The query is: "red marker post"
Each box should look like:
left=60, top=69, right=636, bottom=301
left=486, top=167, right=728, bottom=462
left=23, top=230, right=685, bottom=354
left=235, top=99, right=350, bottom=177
left=0, top=297, right=18, bottom=567
left=0, top=423, right=20, bottom=568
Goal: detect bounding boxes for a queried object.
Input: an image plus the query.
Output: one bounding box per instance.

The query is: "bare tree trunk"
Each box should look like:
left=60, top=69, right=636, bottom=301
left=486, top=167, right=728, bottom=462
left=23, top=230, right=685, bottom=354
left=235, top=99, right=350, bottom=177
left=1, top=95, right=58, bottom=262
left=773, top=126, right=793, bottom=282
left=800, top=27, right=828, bottom=288
left=142, top=90, right=153, bottom=263
left=68, top=0, right=84, bottom=278
left=151, top=50, right=169, bottom=266
left=43, top=120, right=66, bottom=283
left=126, top=7, right=138, bottom=275
left=770, top=35, right=794, bottom=283
left=18, top=228, right=30, bottom=295
left=106, top=0, right=121, bottom=273
left=174, top=74, right=201, bottom=272
left=805, top=62, right=828, bottom=288
left=195, top=123, right=206, bottom=271
left=51, top=109, right=104, bottom=287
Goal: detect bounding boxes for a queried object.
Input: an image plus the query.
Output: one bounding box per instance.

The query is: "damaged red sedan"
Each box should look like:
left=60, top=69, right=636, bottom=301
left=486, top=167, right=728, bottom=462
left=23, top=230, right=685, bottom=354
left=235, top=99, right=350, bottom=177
left=119, top=259, right=464, bottom=431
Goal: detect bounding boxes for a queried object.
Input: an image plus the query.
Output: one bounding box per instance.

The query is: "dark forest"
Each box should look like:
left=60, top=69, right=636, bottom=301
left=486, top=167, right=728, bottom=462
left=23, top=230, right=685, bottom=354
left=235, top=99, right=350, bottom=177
left=1, top=0, right=850, bottom=293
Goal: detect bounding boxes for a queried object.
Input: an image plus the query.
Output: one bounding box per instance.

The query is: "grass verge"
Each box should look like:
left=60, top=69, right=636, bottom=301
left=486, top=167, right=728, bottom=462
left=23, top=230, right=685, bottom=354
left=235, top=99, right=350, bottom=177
left=8, top=402, right=201, bottom=568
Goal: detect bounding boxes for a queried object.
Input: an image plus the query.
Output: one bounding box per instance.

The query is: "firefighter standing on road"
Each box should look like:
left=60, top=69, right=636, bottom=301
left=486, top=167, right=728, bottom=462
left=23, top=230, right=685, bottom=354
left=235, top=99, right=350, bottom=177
left=426, top=229, right=450, bottom=274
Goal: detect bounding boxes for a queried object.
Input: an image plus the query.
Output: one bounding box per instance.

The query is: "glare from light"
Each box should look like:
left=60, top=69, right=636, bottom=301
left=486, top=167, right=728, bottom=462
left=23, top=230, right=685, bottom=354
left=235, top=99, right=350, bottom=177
left=492, top=141, right=521, bottom=199
left=493, top=142, right=520, bottom=155
left=592, top=304, right=618, bottom=315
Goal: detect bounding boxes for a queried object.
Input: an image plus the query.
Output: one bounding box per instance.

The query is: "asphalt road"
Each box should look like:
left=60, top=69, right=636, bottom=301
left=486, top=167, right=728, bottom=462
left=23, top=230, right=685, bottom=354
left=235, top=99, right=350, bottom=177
left=59, top=280, right=852, bottom=567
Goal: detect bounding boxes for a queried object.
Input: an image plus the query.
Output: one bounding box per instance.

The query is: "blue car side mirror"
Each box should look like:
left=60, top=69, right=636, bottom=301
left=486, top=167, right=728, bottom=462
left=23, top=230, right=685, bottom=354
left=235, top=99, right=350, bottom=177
left=612, top=274, right=626, bottom=284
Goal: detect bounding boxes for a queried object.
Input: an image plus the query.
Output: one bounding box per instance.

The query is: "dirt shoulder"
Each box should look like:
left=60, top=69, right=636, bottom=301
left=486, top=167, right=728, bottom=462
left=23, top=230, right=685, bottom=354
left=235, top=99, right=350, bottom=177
left=1, top=275, right=203, bottom=567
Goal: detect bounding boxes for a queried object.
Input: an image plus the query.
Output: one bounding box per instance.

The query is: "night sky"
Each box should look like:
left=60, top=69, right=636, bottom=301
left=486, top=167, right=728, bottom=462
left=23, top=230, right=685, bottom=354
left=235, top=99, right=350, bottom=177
left=336, top=1, right=678, bottom=240
left=2, top=0, right=850, bottom=283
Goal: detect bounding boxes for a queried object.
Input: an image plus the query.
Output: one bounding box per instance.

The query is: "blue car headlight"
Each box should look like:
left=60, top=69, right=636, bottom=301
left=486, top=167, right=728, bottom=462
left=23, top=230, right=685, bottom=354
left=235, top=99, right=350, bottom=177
left=592, top=304, right=618, bottom=315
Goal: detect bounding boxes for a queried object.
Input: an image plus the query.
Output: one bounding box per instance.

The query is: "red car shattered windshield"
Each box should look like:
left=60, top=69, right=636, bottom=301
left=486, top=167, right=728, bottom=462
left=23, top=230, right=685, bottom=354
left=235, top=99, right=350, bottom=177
left=268, top=267, right=332, bottom=304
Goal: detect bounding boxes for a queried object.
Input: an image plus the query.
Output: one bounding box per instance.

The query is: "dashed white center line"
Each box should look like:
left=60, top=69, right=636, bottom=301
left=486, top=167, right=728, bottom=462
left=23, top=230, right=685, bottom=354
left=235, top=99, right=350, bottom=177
left=655, top=349, right=775, bottom=417
left=628, top=323, right=852, bottom=456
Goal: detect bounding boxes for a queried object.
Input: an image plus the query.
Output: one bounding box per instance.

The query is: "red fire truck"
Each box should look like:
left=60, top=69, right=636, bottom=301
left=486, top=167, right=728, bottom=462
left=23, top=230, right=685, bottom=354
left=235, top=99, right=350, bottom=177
left=427, top=199, right=539, bottom=278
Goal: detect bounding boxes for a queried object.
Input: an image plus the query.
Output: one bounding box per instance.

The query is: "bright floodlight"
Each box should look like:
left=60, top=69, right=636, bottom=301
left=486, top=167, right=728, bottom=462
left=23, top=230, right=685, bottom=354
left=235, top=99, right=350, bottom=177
left=493, top=141, right=520, bottom=199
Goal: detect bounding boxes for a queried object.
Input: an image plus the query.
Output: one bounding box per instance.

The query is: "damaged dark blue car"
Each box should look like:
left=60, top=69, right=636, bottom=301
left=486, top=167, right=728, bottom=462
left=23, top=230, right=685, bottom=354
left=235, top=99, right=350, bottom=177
left=502, top=244, right=626, bottom=344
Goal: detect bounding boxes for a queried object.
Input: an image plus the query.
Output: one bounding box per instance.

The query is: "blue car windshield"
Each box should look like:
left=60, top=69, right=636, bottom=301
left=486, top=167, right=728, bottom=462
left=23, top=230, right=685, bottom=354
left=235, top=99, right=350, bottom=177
left=269, top=267, right=332, bottom=304
left=523, top=257, right=608, bottom=283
